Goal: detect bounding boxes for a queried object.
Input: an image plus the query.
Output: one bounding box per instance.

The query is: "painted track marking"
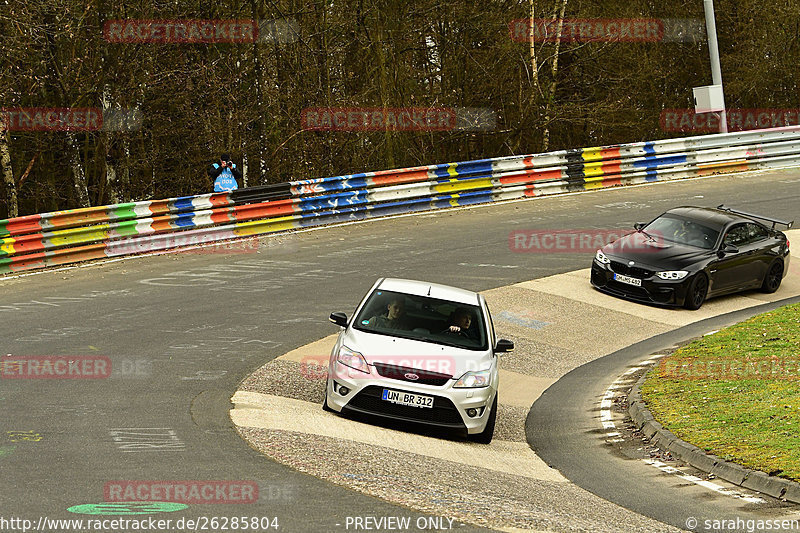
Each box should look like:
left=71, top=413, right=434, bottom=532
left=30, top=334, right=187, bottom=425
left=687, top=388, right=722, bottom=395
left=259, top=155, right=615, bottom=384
left=599, top=356, right=767, bottom=504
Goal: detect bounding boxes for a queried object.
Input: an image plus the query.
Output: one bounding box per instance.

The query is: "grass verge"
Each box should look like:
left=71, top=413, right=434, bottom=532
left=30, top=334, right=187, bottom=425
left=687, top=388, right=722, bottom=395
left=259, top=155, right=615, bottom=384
left=641, top=302, right=800, bottom=481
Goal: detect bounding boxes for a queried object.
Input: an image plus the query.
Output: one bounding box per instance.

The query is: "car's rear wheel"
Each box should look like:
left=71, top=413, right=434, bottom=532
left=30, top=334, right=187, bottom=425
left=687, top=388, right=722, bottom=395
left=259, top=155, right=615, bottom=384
left=468, top=394, right=497, bottom=444
left=760, top=260, right=784, bottom=293
left=683, top=273, right=708, bottom=310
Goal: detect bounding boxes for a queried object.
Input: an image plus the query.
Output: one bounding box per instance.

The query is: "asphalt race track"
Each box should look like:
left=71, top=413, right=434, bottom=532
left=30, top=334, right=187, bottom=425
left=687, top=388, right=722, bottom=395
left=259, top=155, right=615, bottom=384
left=1, top=168, right=799, bottom=532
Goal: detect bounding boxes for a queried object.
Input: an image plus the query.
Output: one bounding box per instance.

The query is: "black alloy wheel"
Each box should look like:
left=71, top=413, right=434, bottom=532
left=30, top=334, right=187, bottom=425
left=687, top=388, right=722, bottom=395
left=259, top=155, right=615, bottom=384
left=761, top=260, right=784, bottom=294
left=683, top=273, right=708, bottom=310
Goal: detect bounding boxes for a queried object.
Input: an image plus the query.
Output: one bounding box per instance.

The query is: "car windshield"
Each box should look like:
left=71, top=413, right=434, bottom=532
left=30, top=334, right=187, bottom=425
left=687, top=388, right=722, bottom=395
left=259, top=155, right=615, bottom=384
left=645, top=214, right=720, bottom=250
left=353, top=289, right=488, bottom=351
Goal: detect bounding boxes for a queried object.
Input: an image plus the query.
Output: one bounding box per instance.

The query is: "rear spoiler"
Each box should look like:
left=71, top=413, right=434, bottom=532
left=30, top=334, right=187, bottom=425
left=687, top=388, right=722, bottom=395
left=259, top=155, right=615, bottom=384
left=717, top=205, right=794, bottom=229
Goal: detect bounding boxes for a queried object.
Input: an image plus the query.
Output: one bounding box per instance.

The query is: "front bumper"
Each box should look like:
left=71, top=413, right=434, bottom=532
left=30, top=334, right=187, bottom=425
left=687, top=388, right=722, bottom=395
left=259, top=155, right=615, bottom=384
left=590, top=259, right=692, bottom=307
left=326, top=361, right=496, bottom=435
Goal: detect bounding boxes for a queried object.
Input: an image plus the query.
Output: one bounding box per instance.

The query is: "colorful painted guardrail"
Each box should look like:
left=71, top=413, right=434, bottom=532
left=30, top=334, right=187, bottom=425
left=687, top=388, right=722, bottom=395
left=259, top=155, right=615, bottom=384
left=2, top=126, right=800, bottom=274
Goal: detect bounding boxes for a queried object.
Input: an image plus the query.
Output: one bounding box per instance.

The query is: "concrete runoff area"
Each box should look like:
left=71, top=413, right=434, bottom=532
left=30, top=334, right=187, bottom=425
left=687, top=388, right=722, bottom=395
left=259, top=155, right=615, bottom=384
left=232, top=230, right=800, bottom=532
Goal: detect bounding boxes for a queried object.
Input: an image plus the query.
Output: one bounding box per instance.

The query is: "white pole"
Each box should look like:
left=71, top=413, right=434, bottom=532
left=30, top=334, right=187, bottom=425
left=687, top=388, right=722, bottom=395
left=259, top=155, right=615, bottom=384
left=703, top=0, right=727, bottom=133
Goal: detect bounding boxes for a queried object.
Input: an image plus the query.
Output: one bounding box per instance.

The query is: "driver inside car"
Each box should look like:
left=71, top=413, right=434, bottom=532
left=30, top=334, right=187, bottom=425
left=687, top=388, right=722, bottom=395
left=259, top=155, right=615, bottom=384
left=442, top=307, right=476, bottom=338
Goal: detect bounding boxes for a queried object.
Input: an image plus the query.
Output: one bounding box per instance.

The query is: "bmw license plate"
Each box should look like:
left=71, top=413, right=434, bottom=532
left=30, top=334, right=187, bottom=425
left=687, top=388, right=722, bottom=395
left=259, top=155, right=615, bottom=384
left=614, top=273, right=642, bottom=287
left=382, top=389, right=433, bottom=408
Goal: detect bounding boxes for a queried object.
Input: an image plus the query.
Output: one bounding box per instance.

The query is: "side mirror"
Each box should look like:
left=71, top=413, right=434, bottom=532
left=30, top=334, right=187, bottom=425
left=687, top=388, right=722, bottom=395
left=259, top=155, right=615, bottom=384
left=634, top=223, right=646, bottom=231
left=718, top=243, right=738, bottom=257
left=494, top=339, right=514, bottom=353
left=329, top=312, right=348, bottom=328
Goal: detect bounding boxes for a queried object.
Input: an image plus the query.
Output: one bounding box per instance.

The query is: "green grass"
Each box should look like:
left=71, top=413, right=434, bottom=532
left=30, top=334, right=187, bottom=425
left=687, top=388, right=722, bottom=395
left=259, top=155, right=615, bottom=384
left=642, top=303, right=800, bottom=481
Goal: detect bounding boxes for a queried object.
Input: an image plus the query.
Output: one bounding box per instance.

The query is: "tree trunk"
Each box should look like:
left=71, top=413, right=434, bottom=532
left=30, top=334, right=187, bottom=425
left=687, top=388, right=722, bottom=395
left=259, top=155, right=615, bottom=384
left=250, top=0, right=267, bottom=183
left=67, top=132, right=90, bottom=208
left=530, top=0, right=540, bottom=92
left=102, top=86, right=120, bottom=204
left=376, top=11, right=395, bottom=168
left=541, top=0, right=568, bottom=152
left=0, top=125, right=17, bottom=218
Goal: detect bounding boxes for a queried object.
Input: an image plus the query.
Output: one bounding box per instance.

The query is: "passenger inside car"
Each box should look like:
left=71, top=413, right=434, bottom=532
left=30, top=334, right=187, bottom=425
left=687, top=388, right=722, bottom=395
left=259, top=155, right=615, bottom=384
left=366, top=297, right=411, bottom=330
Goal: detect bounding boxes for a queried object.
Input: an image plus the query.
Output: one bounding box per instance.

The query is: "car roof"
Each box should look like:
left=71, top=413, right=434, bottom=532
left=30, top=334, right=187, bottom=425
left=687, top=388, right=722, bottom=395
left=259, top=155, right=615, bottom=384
left=377, top=278, right=481, bottom=306
left=664, top=206, right=762, bottom=229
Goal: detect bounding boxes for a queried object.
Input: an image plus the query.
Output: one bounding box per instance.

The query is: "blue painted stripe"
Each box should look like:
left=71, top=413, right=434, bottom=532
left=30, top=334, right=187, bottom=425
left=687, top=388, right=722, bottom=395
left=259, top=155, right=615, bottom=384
left=173, top=212, right=197, bottom=228
left=173, top=196, right=196, bottom=212
left=633, top=155, right=687, bottom=169
left=645, top=170, right=659, bottom=182
left=456, top=160, right=493, bottom=176
left=643, top=142, right=656, bottom=155
left=298, top=191, right=369, bottom=213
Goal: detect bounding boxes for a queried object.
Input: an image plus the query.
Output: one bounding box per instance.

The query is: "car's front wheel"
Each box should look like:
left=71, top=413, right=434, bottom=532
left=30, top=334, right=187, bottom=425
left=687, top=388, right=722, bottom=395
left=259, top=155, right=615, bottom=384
left=760, top=260, right=784, bottom=294
left=683, top=273, right=708, bottom=310
left=468, top=394, right=497, bottom=444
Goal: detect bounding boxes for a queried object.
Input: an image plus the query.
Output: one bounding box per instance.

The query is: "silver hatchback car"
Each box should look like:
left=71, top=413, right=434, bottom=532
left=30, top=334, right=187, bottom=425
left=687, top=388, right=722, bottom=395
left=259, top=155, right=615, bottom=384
left=324, top=278, right=514, bottom=443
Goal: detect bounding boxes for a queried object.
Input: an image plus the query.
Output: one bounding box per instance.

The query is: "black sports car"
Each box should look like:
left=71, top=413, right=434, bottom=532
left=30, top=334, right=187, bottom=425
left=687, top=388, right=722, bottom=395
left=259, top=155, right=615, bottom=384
left=590, top=205, right=793, bottom=310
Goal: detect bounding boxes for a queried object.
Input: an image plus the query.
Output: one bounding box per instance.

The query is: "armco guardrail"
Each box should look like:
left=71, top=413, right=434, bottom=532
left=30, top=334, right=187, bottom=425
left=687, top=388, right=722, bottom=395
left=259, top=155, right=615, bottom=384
left=2, top=126, right=800, bottom=274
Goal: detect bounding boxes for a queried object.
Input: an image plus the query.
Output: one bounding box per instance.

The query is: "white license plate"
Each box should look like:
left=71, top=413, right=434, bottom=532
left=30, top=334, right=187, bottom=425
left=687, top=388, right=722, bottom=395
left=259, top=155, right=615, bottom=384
left=382, top=389, right=433, bottom=409
left=614, top=273, right=642, bottom=287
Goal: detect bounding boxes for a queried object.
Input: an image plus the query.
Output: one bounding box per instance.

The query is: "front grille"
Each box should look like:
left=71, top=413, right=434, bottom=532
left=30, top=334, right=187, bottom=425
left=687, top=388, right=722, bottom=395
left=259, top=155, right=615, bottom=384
left=610, top=261, right=654, bottom=279
left=607, top=280, right=651, bottom=299
left=373, top=363, right=451, bottom=387
left=345, top=386, right=464, bottom=426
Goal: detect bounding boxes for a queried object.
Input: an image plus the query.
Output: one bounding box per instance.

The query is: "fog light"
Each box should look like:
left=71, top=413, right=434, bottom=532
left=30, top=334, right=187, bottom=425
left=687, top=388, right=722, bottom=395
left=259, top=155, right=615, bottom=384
left=466, top=408, right=478, bottom=418
left=338, top=386, right=350, bottom=396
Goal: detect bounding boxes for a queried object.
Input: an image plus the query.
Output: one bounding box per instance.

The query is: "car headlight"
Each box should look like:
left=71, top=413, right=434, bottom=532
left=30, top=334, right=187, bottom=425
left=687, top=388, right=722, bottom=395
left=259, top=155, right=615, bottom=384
left=595, top=249, right=611, bottom=265
left=453, top=369, right=491, bottom=388
left=337, top=346, right=370, bottom=374
left=656, top=270, right=689, bottom=280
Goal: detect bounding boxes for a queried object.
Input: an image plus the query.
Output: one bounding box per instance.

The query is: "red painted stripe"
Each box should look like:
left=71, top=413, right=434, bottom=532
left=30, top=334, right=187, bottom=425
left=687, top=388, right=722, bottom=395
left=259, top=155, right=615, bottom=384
left=150, top=220, right=173, bottom=232
left=48, top=206, right=112, bottom=229
left=10, top=251, right=46, bottom=272
left=499, top=168, right=563, bottom=185
left=601, top=147, right=621, bottom=160
left=370, top=170, right=430, bottom=187
left=7, top=234, right=45, bottom=255
left=233, top=200, right=296, bottom=221
left=4, top=214, right=43, bottom=236
left=600, top=162, right=622, bottom=175
left=210, top=210, right=234, bottom=224
left=209, top=193, right=232, bottom=207
left=148, top=200, right=172, bottom=216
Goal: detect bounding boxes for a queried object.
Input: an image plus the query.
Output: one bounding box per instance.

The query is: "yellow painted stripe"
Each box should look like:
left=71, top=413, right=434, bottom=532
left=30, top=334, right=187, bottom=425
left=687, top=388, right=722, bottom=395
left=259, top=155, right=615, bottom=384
left=447, top=163, right=458, bottom=177
left=582, top=162, right=607, bottom=177
left=433, top=177, right=493, bottom=194
left=1, top=240, right=15, bottom=256
left=581, top=147, right=603, bottom=162
left=47, top=224, right=111, bottom=247
left=584, top=180, right=608, bottom=190
left=234, top=216, right=299, bottom=236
